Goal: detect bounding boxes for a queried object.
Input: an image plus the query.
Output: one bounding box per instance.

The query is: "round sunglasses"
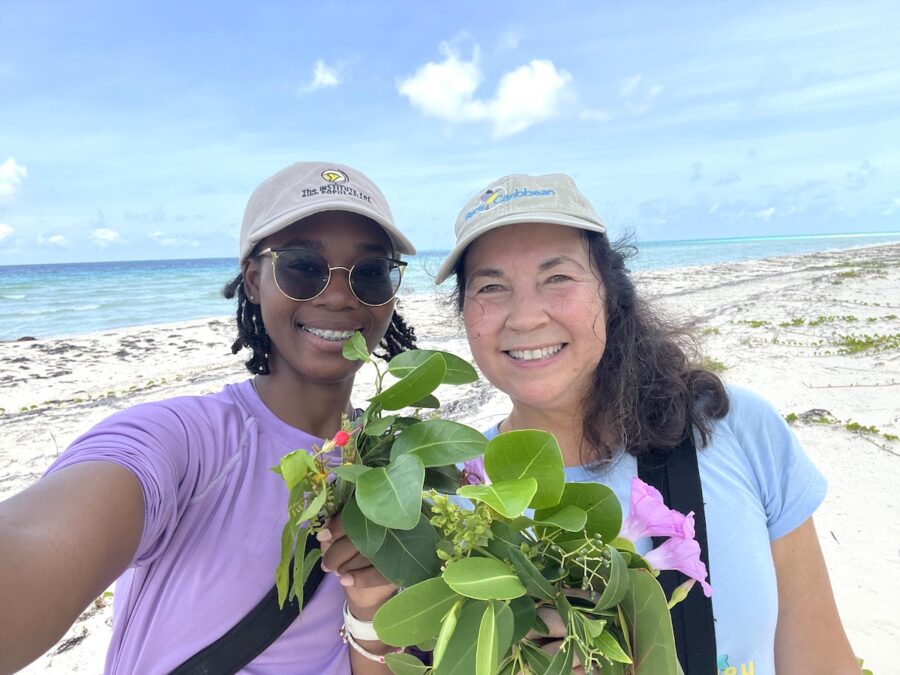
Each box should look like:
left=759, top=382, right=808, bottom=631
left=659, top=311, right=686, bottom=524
left=256, top=247, right=406, bottom=306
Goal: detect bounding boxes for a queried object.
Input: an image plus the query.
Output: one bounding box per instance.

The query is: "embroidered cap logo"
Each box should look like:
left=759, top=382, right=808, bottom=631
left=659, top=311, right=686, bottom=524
left=321, top=169, right=348, bottom=183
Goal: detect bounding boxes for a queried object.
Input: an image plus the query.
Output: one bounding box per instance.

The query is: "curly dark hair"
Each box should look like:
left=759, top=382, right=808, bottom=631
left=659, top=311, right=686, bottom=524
left=223, top=273, right=417, bottom=375
left=452, top=230, right=729, bottom=463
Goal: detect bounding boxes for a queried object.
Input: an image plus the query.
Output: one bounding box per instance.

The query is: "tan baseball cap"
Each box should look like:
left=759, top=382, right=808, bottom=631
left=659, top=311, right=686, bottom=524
left=239, top=161, right=416, bottom=262
left=435, top=173, right=605, bottom=284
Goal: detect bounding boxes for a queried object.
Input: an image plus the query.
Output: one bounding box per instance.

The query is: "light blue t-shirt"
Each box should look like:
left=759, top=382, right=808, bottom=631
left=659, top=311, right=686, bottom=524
left=485, top=385, right=826, bottom=675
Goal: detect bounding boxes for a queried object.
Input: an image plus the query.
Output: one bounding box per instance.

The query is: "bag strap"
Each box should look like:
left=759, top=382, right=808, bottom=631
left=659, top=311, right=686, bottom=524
left=637, top=432, right=717, bottom=675
left=170, top=534, right=326, bottom=675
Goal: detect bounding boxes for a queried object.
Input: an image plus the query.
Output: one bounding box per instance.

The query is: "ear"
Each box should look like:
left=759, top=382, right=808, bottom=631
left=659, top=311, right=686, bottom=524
left=242, top=257, right=262, bottom=304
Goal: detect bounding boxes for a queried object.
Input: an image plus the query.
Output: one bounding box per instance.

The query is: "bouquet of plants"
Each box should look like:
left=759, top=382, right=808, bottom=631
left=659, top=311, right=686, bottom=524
left=274, top=335, right=710, bottom=674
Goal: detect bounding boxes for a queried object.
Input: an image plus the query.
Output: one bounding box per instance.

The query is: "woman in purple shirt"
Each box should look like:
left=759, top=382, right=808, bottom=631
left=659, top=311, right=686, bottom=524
left=0, top=162, right=413, bottom=674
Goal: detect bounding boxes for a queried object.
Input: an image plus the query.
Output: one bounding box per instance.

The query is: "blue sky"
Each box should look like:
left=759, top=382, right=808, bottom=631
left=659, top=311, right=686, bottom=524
left=1, top=0, right=899, bottom=264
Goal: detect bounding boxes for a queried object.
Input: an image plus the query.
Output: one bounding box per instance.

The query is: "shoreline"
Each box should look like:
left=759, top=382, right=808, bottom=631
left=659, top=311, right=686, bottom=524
left=2, top=241, right=898, bottom=673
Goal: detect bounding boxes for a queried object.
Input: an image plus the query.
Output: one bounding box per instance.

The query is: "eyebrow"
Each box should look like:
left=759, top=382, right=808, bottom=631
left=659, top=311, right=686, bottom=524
left=469, top=255, right=585, bottom=280
left=279, top=239, right=390, bottom=255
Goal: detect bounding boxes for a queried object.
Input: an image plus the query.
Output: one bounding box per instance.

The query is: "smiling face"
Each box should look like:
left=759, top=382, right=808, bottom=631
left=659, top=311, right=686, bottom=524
left=462, top=222, right=607, bottom=416
left=243, top=211, right=395, bottom=388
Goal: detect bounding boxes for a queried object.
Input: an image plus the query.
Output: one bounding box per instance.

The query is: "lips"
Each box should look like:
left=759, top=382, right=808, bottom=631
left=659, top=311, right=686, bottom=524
left=506, top=343, right=565, bottom=361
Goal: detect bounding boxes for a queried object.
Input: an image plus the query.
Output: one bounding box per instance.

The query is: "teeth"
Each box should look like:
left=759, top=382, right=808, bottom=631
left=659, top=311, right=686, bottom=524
left=508, top=344, right=563, bottom=361
left=302, top=326, right=356, bottom=341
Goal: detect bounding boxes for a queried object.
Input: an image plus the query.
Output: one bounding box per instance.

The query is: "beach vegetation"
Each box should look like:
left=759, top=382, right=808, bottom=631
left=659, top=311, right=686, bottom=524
left=785, top=412, right=898, bottom=443
left=835, top=333, right=900, bottom=354
left=700, top=327, right=720, bottom=335
left=698, top=356, right=727, bottom=373
left=778, top=318, right=806, bottom=328
left=737, top=319, right=770, bottom=328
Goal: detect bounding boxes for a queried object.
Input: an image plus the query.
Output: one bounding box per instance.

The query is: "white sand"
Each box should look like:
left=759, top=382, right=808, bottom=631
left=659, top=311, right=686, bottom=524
left=2, top=243, right=898, bottom=673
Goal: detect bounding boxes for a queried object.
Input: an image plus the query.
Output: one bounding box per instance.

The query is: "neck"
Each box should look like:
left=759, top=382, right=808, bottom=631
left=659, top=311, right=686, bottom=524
left=501, top=403, right=586, bottom=467
left=252, top=371, right=355, bottom=439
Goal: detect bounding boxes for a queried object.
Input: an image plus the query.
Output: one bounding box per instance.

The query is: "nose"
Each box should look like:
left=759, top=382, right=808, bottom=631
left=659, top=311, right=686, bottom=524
left=314, top=266, right=358, bottom=309
left=505, top=287, right=549, bottom=333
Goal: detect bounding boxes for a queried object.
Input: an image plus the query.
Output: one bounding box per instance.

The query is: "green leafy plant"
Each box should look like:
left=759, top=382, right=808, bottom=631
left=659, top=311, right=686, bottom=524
left=274, top=333, right=705, bottom=674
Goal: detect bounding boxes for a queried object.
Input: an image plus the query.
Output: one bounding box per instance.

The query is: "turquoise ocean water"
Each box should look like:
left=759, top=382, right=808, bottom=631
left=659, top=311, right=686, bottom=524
left=2, top=233, right=898, bottom=340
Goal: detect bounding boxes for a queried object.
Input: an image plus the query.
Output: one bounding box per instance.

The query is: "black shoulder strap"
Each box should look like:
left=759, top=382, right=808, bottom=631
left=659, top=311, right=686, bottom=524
left=170, top=534, right=326, bottom=675
left=637, top=433, right=717, bottom=675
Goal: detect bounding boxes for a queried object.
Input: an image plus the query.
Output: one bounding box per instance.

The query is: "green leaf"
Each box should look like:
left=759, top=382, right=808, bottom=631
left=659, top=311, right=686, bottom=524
left=582, top=617, right=607, bottom=638
left=371, top=353, right=447, bottom=410
left=342, top=331, right=371, bottom=362
left=532, top=504, right=588, bottom=531
left=296, top=488, right=327, bottom=524
left=493, top=600, right=515, bottom=658
left=274, top=450, right=310, bottom=490
left=506, top=546, right=556, bottom=601
left=410, top=394, right=441, bottom=408
left=483, top=430, right=565, bottom=509
left=508, top=595, right=537, bottom=643
left=356, top=453, right=425, bottom=530
left=424, top=464, right=462, bottom=493
left=384, top=652, right=430, bottom=675
left=475, top=601, right=498, bottom=675
left=620, top=568, right=678, bottom=674
left=543, top=640, right=574, bottom=675
left=369, top=512, right=442, bottom=587
left=374, top=577, right=461, bottom=646
left=443, top=557, right=527, bottom=600
left=331, top=463, right=371, bottom=483
left=595, top=629, right=633, bottom=664
left=434, top=601, right=487, bottom=675
left=275, top=517, right=303, bottom=608
left=594, top=545, right=630, bottom=610
left=521, top=643, right=552, bottom=671
left=389, top=348, right=478, bottom=385
left=433, top=597, right=465, bottom=669
left=458, top=478, right=537, bottom=518
left=341, top=492, right=387, bottom=558
left=486, top=520, right=529, bottom=560
left=363, top=415, right=397, bottom=436
left=555, top=482, right=622, bottom=542
left=390, top=419, right=488, bottom=467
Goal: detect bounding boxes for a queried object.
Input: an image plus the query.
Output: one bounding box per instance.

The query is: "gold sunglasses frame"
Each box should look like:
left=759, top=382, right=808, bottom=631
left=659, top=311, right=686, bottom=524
left=256, top=247, right=407, bottom=307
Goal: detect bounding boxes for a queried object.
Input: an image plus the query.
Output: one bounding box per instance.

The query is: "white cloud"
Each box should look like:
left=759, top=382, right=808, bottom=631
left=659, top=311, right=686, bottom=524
left=298, top=59, right=341, bottom=95
left=0, top=223, right=14, bottom=241
left=579, top=108, right=617, bottom=123
left=498, top=30, right=522, bottom=51
left=37, top=233, right=67, bottom=247
left=847, top=160, right=874, bottom=190
left=0, top=158, right=27, bottom=199
left=398, top=42, right=572, bottom=138
left=148, top=230, right=198, bottom=247
left=757, top=207, right=776, bottom=221
left=92, top=228, right=122, bottom=246
left=622, top=76, right=663, bottom=116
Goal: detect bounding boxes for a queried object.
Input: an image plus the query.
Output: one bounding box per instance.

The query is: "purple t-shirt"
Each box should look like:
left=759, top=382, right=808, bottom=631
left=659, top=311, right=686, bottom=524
left=46, top=380, right=349, bottom=674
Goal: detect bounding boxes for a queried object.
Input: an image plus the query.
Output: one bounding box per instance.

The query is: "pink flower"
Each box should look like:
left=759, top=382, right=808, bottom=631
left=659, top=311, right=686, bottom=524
left=461, top=456, right=488, bottom=485
left=333, top=431, right=351, bottom=447
left=619, top=477, right=692, bottom=542
left=644, top=520, right=713, bottom=598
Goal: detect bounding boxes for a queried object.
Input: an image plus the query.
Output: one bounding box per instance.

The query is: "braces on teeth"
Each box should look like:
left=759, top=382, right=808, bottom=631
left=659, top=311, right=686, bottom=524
left=303, top=327, right=355, bottom=341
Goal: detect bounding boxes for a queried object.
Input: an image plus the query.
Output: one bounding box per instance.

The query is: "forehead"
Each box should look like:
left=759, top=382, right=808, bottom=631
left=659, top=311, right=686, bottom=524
left=263, top=211, right=391, bottom=252
left=464, top=222, right=589, bottom=272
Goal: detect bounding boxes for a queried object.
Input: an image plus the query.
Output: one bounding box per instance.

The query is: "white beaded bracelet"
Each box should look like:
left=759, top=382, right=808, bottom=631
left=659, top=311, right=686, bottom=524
left=342, top=601, right=380, bottom=641
left=339, top=625, right=402, bottom=664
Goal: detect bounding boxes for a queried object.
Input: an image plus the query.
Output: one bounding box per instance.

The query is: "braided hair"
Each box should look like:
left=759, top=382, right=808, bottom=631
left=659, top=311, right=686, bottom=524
left=223, top=273, right=417, bottom=375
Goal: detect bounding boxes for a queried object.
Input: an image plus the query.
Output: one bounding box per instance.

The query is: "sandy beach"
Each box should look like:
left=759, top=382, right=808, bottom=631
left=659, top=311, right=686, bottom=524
left=2, top=242, right=898, bottom=674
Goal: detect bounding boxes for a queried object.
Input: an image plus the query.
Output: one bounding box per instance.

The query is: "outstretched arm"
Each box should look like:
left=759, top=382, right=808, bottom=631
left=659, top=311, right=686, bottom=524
left=772, top=517, right=859, bottom=673
left=0, top=461, right=143, bottom=672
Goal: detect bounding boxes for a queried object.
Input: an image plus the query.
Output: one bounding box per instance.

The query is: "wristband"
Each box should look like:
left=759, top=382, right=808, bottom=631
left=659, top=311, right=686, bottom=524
left=342, top=601, right=381, bottom=641
left=340, top=625, right=403, bottom=664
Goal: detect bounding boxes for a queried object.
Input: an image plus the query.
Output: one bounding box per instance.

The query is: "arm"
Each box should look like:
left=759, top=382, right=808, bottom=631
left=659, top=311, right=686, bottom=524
left=319, top=517, right=397, bottom=675
left=0, top=461, right=143, bottom=672
left=771, top=517, right=859, bottom=674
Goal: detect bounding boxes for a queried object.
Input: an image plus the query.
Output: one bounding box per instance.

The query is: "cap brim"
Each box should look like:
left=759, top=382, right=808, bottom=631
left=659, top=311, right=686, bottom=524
left=241, top=202, right=415, bottom=261
left=435, top=212, right=605, bottom=284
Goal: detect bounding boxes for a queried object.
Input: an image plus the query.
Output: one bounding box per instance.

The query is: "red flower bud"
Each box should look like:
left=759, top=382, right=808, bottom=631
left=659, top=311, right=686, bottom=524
left=333, top=430, right=351, bottom=447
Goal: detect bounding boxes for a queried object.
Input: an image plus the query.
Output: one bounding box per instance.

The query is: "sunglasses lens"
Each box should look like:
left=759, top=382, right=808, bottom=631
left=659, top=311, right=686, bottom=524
left=273, top=250, right=330, bottom=300
left=350, top=257, right=403, bottom=305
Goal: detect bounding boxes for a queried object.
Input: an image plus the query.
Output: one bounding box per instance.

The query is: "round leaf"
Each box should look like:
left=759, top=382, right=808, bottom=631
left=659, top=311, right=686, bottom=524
left=443, top=557, right=526, bottom=600
left=391, top=419, right=488, bottom=467
left=369, top=512, right=442, bottom=587
left=389, top=348, right=478, bottom=384
left=356, top=453, right=425, bottom=530
left=374, top=577, right=461, bottom=646
left=483, top=430, right=565, bottom=509
left=341, top=492, right=387, bottom=558
left=371, top=353, right=447, bottom=410
left=458, top=478, right=537, bottom=518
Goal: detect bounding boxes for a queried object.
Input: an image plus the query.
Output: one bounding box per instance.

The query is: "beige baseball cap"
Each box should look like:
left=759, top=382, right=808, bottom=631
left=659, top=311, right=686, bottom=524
left=435, top=173, right=605, bottom=284
left=239, top=161, right=416, bottom=262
